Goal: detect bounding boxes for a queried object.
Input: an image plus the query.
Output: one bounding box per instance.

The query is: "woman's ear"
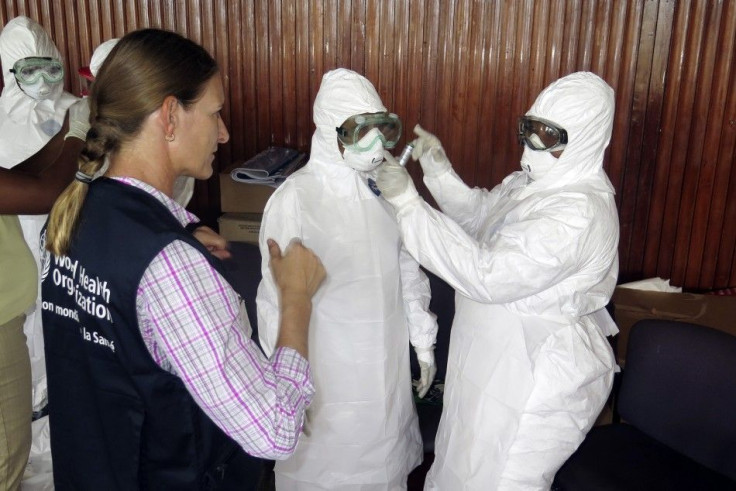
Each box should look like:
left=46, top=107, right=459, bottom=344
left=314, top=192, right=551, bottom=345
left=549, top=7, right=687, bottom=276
left=160, top=95, right=179, bottom=139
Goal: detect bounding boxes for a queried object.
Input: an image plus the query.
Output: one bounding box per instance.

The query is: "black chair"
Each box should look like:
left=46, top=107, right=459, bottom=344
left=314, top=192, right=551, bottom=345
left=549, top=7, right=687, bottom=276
left=554, top=319, right=736, bottom=490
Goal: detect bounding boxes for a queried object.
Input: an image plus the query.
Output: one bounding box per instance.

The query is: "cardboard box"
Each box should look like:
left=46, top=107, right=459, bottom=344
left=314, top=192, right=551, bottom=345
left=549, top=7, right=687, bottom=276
left=219, top=162, right=275, bottom=213
left=612, top=286, right=736, bottom=365
left=218, top=212, right=262, bottom=244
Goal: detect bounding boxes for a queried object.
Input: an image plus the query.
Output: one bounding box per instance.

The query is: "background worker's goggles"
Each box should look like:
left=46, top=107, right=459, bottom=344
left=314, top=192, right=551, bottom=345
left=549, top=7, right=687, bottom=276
left=337, top=112, right=402, bottom=150
left=518, top=115, right=568, bottom=152
left=10, top=57, right=64, bottom=85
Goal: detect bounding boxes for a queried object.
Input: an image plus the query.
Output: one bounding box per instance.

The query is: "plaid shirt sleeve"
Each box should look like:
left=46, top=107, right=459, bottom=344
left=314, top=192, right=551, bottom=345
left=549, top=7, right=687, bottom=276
left=136, top=239, right=314, bottom=459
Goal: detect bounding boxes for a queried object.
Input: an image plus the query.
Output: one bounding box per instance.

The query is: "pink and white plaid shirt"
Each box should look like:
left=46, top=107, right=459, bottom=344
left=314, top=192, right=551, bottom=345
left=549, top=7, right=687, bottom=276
left=116, top=177, right=313, bottom=459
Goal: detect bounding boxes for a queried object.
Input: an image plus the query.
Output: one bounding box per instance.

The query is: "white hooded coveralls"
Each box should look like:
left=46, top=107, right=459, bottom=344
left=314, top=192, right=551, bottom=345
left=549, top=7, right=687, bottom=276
left=0, top=16, right=77, bottom=410
left=393, top=72, right=619, bottom=490
left=256, top=68, right=437, bottom=489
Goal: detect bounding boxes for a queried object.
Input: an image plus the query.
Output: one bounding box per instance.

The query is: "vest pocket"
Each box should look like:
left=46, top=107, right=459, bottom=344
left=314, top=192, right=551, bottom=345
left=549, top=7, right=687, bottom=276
left=96, top=388, right=145, bottom=488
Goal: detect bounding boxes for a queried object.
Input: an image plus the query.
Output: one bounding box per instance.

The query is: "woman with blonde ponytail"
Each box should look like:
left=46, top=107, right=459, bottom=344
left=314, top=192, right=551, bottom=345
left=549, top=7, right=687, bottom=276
left=40, top=28, right=325, bottom=490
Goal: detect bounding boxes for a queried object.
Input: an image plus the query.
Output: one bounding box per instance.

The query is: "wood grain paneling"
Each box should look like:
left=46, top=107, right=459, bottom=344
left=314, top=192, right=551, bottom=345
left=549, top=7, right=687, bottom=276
left=2, top=0, right=734, bottom=290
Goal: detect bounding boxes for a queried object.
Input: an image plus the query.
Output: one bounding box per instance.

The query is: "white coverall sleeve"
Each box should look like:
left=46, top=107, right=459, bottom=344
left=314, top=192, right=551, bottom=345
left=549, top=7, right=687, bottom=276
left=395, top=193, right=594, bottom=305
left=256, top=184, right=302, bottom=358
left=422, top=168, right=508, bottom=237
left=398, top=245, right=438, bottom=350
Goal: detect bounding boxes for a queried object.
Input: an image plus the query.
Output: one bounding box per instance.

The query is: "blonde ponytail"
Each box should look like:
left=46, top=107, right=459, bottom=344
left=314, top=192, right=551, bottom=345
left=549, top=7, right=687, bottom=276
left=45, top=28, right=217, bottom=256
left=45, top=124, right=114, bottom=256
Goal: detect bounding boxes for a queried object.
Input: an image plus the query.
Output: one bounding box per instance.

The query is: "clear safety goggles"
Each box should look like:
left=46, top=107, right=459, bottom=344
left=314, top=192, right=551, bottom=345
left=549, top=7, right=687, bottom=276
left=336, top=112, right=402, bottom=150
left=518, top=115, right=568, bottom=152
left=10, top=56, right=64, bottom=85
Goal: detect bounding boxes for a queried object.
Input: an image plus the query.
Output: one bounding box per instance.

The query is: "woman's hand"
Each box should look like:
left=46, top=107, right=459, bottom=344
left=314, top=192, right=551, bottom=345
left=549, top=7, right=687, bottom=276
left=192, top=225, right=231, bottom=260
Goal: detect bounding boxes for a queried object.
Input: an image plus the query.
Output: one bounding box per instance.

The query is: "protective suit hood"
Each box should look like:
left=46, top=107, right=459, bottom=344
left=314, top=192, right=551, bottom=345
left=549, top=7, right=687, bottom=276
left=1, top=16, right=64, bottom=118
left=0, top=16, right=76, bottom=166
left=522, top=71, right=615, bottom=196
left=89, top=38, right=119, bottom=77
left=310, top=68, right=387, bottom=168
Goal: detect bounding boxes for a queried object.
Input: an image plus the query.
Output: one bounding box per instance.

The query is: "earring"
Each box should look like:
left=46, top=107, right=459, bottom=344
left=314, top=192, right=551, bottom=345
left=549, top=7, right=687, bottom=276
left=165, top=133, right=175, bottom=142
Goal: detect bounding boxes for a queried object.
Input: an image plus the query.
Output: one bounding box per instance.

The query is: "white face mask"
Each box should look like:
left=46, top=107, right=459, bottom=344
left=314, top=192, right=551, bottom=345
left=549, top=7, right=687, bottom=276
left=342, top=128, right=385, bottom=172
left=19, top=79, right=59, bottom=101
left=520, top=145, right=559, bottom=181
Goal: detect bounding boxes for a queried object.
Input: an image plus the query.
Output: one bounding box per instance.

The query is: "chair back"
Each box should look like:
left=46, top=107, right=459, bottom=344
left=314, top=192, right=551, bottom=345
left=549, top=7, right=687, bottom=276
left=619, top=319, right=736, bottom=480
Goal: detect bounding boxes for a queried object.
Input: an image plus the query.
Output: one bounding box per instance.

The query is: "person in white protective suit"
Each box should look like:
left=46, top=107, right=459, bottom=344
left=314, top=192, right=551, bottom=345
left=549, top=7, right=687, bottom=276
left=78, top=37, right=196, bottom=206
left=375, top=71, right=620, bottom=490
left=0, top=15, right=78, bottom=415
left=0, top=17, right=87, bottom=490
left=256, top=68, right=439, bottom=490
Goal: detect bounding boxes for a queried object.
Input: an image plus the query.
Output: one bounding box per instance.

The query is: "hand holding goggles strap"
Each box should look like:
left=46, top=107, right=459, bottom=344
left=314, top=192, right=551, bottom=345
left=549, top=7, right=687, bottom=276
left=10, top=57, right=64, bottom=85
left=336, top=112, right=402, bottom=151
left=518, top=115, right=568, bottom=152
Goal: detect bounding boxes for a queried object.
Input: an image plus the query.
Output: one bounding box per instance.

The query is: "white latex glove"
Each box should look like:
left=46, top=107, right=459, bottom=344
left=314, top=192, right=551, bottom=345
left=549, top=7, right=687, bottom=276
left=411, top=124, right=451, bottom=178
left=64, top=98, right=91, bottom=141
left=414, top=346, right=437, bottom=399
left=375, top=150, right=421, bottom=211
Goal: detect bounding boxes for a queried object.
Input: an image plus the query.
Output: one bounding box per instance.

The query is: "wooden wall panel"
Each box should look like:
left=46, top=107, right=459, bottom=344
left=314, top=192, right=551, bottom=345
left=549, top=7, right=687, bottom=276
left=618, top=0, right=658, bottom=280
left=635, top=0, right=736, bottom=289
left=1, top=0, right=734, bottom=290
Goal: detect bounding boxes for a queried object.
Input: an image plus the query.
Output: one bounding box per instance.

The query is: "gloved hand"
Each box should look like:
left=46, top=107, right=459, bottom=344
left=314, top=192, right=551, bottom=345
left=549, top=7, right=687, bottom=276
left=64, top=98, right=91, bottom=141
left=375, top=150, right=421, bottom=211
left=414, top=346, right=437, bottom=399
left=411, top=124, right=451, bottom=178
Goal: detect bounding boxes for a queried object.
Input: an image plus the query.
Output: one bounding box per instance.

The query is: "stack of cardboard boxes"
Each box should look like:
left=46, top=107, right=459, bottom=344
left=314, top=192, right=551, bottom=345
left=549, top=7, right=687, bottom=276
left=218, top=148, right=307, bottom=244
left=612, top=286, right=736, bottom=366
left=217, top=161, right=275, bottom=244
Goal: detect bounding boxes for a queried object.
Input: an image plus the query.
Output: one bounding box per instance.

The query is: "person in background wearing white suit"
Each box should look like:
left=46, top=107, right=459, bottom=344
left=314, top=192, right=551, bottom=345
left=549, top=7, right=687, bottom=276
left=0, top=16, right=78, bottom=415
left=0, top=15, right=90, bottom=489
left=376, top=71, right=620, bottom=490
left=256, top=68, right=439, bottom=489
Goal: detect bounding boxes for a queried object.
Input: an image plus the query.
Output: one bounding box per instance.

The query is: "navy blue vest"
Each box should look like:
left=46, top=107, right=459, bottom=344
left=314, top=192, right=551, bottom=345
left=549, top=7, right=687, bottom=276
left=41, top=179, right=259, bottom=490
